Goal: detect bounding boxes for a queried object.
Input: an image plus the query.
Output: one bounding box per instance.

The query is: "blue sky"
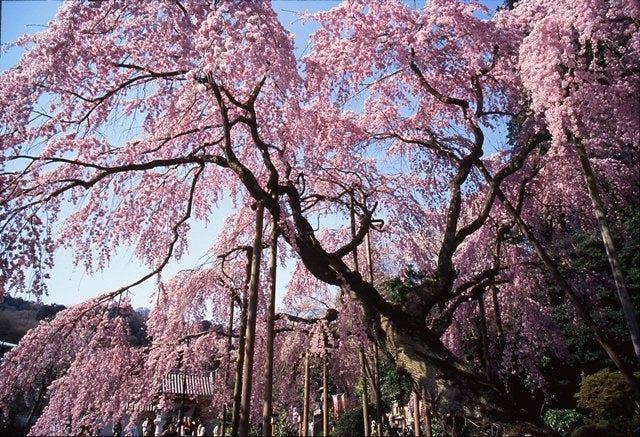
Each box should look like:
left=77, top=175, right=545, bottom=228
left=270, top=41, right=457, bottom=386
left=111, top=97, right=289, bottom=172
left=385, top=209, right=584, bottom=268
left=1, top=0, right=505, bottom=309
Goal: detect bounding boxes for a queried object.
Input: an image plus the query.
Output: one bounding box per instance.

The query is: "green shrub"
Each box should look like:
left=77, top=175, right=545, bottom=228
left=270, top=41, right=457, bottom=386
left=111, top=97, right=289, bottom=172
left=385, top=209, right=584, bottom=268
left=274, top=410, right=296, bottom=437
left=332, top=406, right=376, bottom=437
left=543, top=409, right=584, bottom=436
left=332, top=407, right=363, bottom=436
left=575, top=369, right=639, bottom=432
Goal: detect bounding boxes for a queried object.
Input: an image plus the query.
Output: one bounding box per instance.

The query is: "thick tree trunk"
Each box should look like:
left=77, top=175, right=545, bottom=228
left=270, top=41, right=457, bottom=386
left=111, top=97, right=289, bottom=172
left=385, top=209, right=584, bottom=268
left=302, top=352, right=310, bottom=437
left=380, top=318, right=530, bottom=426
left=231, top=249, right=254, bottom=436
left=262, top=226, right=279, bottom=437
left=238, top=202, right=266, bottom=437
left=574, top=139, right=640, bottom=361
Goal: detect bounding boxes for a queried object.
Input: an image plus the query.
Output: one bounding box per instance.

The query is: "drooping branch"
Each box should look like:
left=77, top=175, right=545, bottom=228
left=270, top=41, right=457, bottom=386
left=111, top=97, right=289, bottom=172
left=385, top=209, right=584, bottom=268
left=1, top=153, right=227, bottom=233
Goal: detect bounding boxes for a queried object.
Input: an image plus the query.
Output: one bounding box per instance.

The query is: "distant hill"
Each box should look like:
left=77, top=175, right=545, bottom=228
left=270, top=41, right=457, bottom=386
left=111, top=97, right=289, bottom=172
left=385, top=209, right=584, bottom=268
left=0, top=296, right=66, bottom=344
left=0, top=296, right=151, bottom=352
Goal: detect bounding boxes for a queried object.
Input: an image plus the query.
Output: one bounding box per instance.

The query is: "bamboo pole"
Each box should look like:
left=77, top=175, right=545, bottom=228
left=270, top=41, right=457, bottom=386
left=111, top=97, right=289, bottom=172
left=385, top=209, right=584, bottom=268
left=351, top=193, right=371, bottom=437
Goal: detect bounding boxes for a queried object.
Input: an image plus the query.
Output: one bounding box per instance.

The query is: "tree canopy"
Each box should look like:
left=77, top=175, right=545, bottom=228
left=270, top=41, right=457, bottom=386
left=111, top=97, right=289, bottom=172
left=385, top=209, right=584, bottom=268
left=0, top=0, right=638, bottom=435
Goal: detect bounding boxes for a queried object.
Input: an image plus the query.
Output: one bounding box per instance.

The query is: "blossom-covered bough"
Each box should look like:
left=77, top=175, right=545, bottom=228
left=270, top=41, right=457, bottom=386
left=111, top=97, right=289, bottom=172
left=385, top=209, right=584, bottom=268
left=1, top=0, right=638, bottom=434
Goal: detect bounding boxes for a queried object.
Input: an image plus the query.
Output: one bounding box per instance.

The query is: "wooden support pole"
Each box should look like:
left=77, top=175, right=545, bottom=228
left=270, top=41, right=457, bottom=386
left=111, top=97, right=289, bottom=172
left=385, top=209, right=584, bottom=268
left=323, top=357, right=329, bottom=436
left=575, top=138, right=640, bottom=361
left=221, top=291, right=235, bottom=437
left=413, top=391, right=421, bottom=437
left=231, top=249, right=253, bottom=436
left=366, top=233, right=383, bottom=436
left=302, top=353, right=310, bottom=437
left=421, top=387, right=432, bottom=437
left=262, top=225, right=279, bottom=437
left=359, top=347, right=370, bottom=437
left=238, top=202, right=266, bottom=437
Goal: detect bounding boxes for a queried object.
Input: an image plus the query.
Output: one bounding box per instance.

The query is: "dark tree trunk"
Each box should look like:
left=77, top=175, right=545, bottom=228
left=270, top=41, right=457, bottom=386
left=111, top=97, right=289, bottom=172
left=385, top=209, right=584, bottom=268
left=377, top=312, right=528, bottom=426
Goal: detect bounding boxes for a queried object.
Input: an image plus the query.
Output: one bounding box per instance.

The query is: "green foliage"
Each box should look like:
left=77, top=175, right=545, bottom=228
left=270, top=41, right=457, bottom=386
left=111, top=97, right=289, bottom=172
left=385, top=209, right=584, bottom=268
left=542, top=205, right=640, bottom=407
left=378, top=359, right=412, bottom=412
left=575, top=369, right=640, bottom=432
left=543, top=409, right=584, bottom=436
left=382, top=265, right=433, bottom=305
left=619, top=205, right=640, bottom=289
left=332, top=406, right=366, bottom=437
left=430, top=417, right=445, bottom=437
left=274, top=410, right=296, bottom=437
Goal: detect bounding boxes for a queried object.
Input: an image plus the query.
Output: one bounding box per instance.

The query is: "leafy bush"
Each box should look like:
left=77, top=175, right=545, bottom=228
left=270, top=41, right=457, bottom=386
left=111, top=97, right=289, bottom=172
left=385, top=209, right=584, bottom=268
left=379, top=360, right=412, bottom=412
left=332, top=405, right=381, bottom=437
left=543, top=409, right=584, bottom=436
left=575, top=369, right=640, bottom=432
left=332, top=407, right=365, bottom=437
left=274, top=410, right=296, bottom=437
